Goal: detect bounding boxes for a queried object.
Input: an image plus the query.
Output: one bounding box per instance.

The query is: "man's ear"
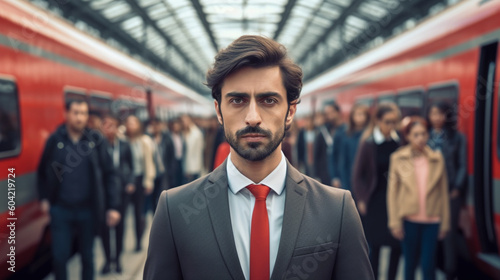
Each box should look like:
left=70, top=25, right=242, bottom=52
left=214, top=100, right=223, bottom=125
left=286, top=103, right=297, bottom=127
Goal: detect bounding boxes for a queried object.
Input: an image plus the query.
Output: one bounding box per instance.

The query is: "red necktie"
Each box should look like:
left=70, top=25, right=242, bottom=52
left=247, top=184, right=271, bottom=280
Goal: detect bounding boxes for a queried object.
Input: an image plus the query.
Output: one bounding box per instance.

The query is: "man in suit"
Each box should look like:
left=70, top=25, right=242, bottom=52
left=144, top=35, right=373, bottom=280
left=100, top=114, right=135, bottom=274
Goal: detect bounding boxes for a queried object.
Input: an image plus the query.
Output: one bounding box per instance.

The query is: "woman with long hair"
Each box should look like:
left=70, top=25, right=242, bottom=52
left=352, top=102, right=402, bottom=280
left=124, top=115, right=155, bottom=252
left=426, top=102, right=466, bottom=280
left=332, top=103, right=371, bottom=191
left=388, top=116, right=449, bottom=280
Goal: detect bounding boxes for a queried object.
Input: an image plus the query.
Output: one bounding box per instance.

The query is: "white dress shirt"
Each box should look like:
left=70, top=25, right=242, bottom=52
left=227, top=152, right=287, bottom=280
left=373, top=126, right=399, bottom=144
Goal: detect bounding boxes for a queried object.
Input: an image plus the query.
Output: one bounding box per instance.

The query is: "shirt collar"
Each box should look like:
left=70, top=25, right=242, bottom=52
left=373, top=126, right=399, bottom=144
left=227, top=151, right=287, bottom=196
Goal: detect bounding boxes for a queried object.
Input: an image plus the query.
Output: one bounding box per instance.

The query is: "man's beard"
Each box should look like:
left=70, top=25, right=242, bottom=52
left=69, top=122, right=86, bottom=133
left=225, top=124, right=285, bottom=162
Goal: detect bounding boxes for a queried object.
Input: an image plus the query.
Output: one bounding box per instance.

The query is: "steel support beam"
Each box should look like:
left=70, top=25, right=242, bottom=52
left=190, top=0, right=219, bottom=51
left=273, top=0, right=298, bottom=39
left=123, top=0, right=205, bottom=74
left=302, top=0, right=442, bottom=81
left=46, top=0, right=209, bottom=95
left=297, top=0, right=365, bottom=64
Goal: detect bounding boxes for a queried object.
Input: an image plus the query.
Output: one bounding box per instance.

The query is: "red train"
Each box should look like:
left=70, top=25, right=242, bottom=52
left=302, top=0, right=500, bottom=278
left=0, top=0, right=209, bottom=278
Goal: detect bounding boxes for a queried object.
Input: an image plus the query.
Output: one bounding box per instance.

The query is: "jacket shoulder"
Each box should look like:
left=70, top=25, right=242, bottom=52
left=160, top=173, right=212, bottom=204
left=390, top=145, right=411, bottom=159
left=301, top=174, right=351, bottom=202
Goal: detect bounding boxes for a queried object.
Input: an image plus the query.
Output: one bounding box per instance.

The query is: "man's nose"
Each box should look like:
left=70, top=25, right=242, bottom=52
left=245, top=100, right=262, bottom=127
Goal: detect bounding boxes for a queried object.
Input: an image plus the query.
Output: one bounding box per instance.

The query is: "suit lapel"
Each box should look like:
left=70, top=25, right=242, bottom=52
left=205, top=161, right=246, bottom=280
left=271, top=163, right=308, bottom=280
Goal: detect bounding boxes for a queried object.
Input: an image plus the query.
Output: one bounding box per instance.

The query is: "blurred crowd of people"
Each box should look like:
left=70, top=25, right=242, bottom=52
left=287, top=100, right=466, bottom=280
left=37, top=98, right=230, bottom=280
left=94, top=112, right=231, bottom=275
left=37, top=96, right=466, bottom=280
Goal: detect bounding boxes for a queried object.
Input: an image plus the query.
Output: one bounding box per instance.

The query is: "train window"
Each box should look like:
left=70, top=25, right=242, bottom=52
left=0, top=78, right=21, bottom=159
left=113, top=98, right=147, bottom=120
left=356, top=96, right=375, bottom=107
left=89, top=94, right=112, bottom=115
left=397, top=88, right=425, bottom=117
left=377, top=93, right=396, bottom=104
left=427, top=82, right=459, bottom=105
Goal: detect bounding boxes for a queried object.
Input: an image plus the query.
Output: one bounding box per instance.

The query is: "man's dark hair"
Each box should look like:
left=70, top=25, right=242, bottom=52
left=149, top=117, right=162, bottom=124
left=206, top=35, right=303, bottom=105
left=65, top=97, right=89, bottom=111
left=323, top=100, right=341, bottom=113
left=374, top=102, right=400, bottom=121
left=102, top=113, right=122, bottom=125
left=89, top=110, right=102, bottom=119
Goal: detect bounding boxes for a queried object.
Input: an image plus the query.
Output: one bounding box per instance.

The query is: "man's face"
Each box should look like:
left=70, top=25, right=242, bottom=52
left=151, top=121, right=162, bottom=134
left=88, top=115, right=102, bottom=131
left=215, top=66, right=296, bottom=161
left=66, top=102, right=89, bottom=132
left=102, top=117, right=118, bottom=139
left=324, top=105, right=339, bottom=124
left=125, top=116, right=141, bottom=136
left=172, top=121, right=182, bottom=133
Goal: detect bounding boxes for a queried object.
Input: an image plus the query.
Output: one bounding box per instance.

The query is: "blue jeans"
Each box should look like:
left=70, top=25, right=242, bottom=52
left=50, top=205, right=94, bottom=280
left=402, top=220, right=439, bottom=280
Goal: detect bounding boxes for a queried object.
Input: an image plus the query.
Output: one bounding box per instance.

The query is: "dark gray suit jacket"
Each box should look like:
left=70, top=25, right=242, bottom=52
left=144, top=160, right=373, bottom=280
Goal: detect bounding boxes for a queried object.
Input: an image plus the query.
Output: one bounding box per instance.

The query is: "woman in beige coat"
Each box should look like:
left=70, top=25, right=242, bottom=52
left=387, top=116, right=449, bottom=280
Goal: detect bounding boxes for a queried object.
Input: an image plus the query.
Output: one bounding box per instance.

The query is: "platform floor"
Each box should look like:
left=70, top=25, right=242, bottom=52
left=43, top=207, right=150, bottom=280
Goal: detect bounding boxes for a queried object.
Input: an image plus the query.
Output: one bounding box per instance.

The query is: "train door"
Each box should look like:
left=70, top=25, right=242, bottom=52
left=474, top=41, right=500, bottom=265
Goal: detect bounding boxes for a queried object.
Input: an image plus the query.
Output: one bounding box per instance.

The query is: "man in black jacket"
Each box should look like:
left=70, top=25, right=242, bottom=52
left=37, top=98, right=121, bottom=280
left=314, top=101, right=345, bottom=186
left=100, top=114, right=135, bottom=274
left=148, top=118, right=175, bottom=211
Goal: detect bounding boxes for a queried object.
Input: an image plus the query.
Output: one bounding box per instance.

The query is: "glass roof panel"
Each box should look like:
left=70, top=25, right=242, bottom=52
left=49, top=0, right=435, bottom=92
left=164, top=0, right=190, bottom=9
left=147, top=4, right=169, bottom=19
left=121, top=16, right=143, bottom=30
left=138, top=0, right=161, bottom=8
left=89, top=0, right=114, bottom=10
left=101, top=2, right=132, bottom=21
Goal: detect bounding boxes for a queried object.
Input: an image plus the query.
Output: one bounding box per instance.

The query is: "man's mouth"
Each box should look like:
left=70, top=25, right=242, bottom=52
left=241, top=133, right=266, bottom=141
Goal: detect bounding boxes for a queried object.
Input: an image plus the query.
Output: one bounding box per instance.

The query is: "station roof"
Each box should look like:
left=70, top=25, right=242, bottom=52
left=31, top=0, right=460, bottom=96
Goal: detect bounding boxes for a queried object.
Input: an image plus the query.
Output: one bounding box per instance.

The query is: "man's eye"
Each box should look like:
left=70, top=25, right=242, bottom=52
left=263, top=98, right=277, bottom=105
left=230, top=98, right=244, bottom=104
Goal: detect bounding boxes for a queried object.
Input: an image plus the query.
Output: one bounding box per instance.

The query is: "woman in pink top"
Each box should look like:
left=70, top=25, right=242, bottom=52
left=387, top=116, right=450, bottom=280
